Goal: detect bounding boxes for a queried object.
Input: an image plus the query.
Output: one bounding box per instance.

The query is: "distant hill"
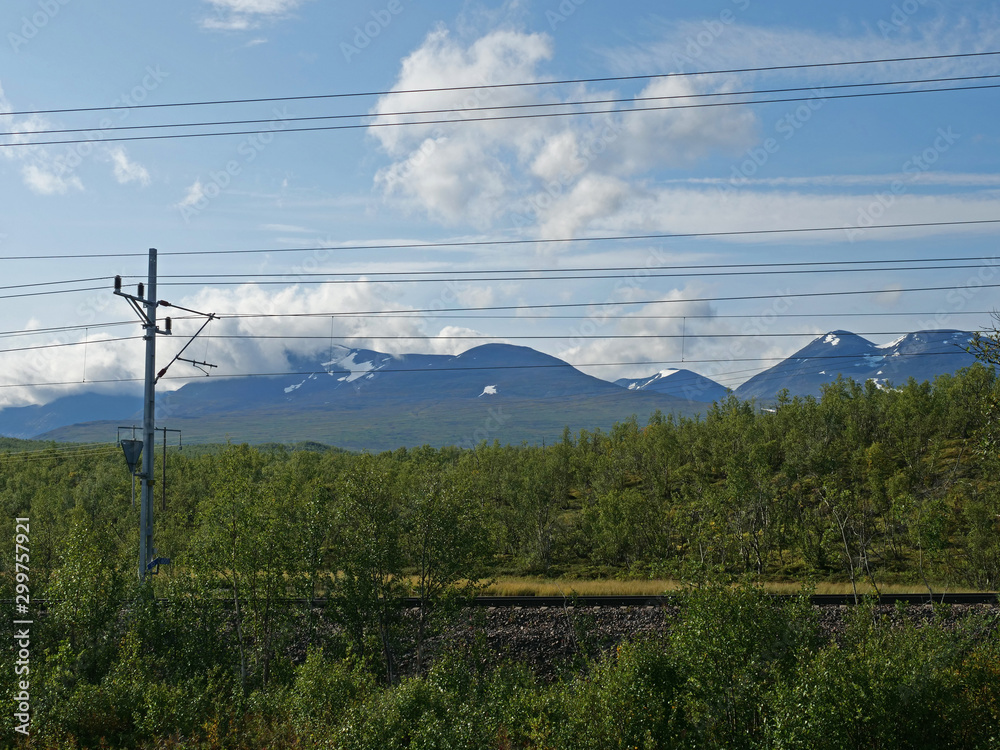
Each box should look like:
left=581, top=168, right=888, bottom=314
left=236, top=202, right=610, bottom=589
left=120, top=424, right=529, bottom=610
left=24, top=343, right=702, bottom=450
left=0, top=392, right=143, bottom=440
left=615, top=368, right=729, bottom=403
left=734, top=329, right=979, bottom=402
left=4, top=331, right=988, bottom=450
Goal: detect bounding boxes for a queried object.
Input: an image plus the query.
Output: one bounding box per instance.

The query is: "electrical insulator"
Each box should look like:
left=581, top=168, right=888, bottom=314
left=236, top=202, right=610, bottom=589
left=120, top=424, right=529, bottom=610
left=114, top=275, right=122, bottom=291
left=165, top=317, right=172, bottom=333
left=138, top=282, right=144, bottom=298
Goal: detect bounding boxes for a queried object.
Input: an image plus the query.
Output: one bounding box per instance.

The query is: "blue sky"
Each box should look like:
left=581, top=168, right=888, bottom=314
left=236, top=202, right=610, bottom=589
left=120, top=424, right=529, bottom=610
left=2, top=0, right=1000, bottom=408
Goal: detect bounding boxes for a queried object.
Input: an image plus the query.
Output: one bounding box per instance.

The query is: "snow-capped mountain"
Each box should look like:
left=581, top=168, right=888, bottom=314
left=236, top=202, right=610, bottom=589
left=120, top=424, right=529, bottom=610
left=9, top=343, right=700, bottom=449
left=2, top=332, right=988, bottom=448
left=615, top=368, right=729, bottom=403
left=734, top=329, right=980, bottom=401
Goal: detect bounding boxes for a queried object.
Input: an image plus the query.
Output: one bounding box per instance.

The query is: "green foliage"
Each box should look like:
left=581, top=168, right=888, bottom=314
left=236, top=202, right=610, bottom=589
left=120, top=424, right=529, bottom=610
left=768, top=604, right=998, bottom=749
left=4, top=363, right=1000, bottom=747
left=329, top=454, right=408, bottom=683
left=552, top=640, right=684, bottom=750
left=666, top=584, right=819, bottom=749
left=285, top=647, right=373, bottom=737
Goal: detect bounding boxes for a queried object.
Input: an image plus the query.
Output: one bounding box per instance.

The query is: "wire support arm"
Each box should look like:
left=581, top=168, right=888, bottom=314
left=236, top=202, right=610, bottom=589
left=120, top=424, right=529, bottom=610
left=154, top=309, right=219, bottom=383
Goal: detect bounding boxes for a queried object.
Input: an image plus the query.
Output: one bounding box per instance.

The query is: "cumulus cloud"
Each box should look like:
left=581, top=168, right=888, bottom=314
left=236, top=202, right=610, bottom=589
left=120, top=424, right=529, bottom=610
left=369, top=26, right=759, bottom=234
left=370, top=13, right=1000, bottom=244
left=162, top=280, right=499, bottom=377
left=614, top=76, right=758, bottom=172
left=555, top=283, right=799, bottom=387
left=0, top=279, right=497, bottom=409
left=371, top=27, right=555, bottom=228
left=108, top=147, right=151, bottom=186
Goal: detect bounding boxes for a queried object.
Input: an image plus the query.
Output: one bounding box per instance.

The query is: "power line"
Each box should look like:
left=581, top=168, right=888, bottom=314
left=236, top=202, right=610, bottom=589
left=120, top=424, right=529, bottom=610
left=0, top=309, right=991, bottom=343
left=210, top=280, right=1000, bottom=318
left=145, top=261, right=1000, bottom=287
left=0, top=277, right=113, bottom=292
left=6, top=81, right=998, bottom=148
left=0, top=320, right=135, bottom=339
left=0, top=286, right=108, bottom=301
left=197, top=331, right=969, bottom=340
left=8, top=72, right=1000, bottom=140
left=0, top=445, right=122, bottom=462
left=0, top=336, right=140, bottom=356
left=142, top=254, right=1000, bottom=279
left=3, top=49, right=998, bottom=118
left=3, top=219, right=998, bottom=261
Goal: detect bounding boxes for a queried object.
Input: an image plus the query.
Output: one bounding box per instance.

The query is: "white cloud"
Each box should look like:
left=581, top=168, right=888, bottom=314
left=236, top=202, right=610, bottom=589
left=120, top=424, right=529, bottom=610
left=201, top=16, right=253, bottom=31
left=601, top=15, right=1000, bottom=81
left=427, top=326, right=497, bottom=355
left=177, top=180, right=206, bottom=208
left=534, top=174, right=633, bottom=238
left=171, top=281, right=452, bottom=374
left=559, top=183, right=1000, bottom=243
left=207, top=0, right=301, bottom=12
left=368, top=12, right=1000, bottom=242
left=614, top=76, right=758, bottom=173
left=21, top=165, right=83, bottom=195
left=201, top=0, right=305, bottom=30
left=370, top=25, right=759, bottom=233
left=370, top=27, right=555, bottom=227
left=260, top=223, right=310, bottom=232
left=558, top=287, right=716, bottom=381
left=109, top=147, right=151, bottom=186
left=666, top=173, right=1000, bottom=189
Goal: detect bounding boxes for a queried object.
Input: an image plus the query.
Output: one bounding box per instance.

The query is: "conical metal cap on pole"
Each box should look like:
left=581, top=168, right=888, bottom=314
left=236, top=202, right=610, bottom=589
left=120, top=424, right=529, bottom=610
left=120, top=439, right=143, bottom=475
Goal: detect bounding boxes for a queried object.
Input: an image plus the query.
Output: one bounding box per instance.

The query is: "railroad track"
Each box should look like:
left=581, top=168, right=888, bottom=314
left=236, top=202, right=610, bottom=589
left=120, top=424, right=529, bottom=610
left=7, top=592, right=997, bottom=611
left=413, top=593, right=1000, bottom=608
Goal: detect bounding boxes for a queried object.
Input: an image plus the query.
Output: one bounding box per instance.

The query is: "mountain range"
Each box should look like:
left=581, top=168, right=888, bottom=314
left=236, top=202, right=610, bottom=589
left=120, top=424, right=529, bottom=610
left=731, top=329, right=978, bottom=402
left=0, top=330, right=983, bottom=450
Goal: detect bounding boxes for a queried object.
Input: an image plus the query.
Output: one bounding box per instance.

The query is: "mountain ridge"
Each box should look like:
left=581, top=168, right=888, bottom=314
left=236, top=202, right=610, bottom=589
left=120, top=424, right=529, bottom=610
left=1, top=331, right=986, bottom=448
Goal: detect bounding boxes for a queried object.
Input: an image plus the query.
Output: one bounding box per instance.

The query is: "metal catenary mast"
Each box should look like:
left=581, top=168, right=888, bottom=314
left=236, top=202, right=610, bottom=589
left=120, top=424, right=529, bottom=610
left=115, top=248, right=216, bottom=579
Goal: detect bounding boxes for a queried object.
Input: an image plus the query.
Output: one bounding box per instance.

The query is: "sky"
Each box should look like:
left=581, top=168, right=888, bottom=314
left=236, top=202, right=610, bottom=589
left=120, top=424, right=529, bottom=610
left=2, top=0, right=1000, bottom=409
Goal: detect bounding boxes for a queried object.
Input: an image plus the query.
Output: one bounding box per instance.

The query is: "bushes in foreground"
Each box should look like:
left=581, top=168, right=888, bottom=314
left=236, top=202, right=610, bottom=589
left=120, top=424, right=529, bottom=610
left=5, top=585, right=998, bottom=749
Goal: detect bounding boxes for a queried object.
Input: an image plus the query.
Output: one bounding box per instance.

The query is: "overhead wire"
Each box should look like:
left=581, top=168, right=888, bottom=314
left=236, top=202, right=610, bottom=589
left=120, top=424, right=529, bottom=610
left=0, top=336, right=140, bottom=356
left=207, top=280, right=1000, bottom=318
left=143, top=261, right=1000, bottom=286
left=143, top=254, right=1000, bottom=279
left=5, top=82, right=999, bottom=148
left=6, top=72, right=1000, bottom=140
left=3, top=218, right=999, bottom=261
left=2, top=49, right=998, bottom=118
left=0, top=51, right=994, bottom=404
left=196, top=331, right=971, bottom=341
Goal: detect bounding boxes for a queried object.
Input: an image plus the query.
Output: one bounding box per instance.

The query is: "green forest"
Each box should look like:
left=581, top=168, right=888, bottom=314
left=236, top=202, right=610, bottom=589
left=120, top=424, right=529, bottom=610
left=2, top=364, right=1000, bottom=747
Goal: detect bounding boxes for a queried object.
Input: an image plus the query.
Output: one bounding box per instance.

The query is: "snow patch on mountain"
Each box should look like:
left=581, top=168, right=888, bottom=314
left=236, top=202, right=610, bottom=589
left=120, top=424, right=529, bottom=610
left=877, top=335, right=907, bottom=350
left=284, top=373, right=317, bottom=393
left=325, top=351, right=381, bottom=383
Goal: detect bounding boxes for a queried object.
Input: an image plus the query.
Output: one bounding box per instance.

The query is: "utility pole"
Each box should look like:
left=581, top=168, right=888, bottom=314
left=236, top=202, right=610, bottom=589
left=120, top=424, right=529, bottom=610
left=115, top=248, right=170, bottom=578
left=115, top=248, right=216, bottom=580
left=139, top=249, right=158, bottom=579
